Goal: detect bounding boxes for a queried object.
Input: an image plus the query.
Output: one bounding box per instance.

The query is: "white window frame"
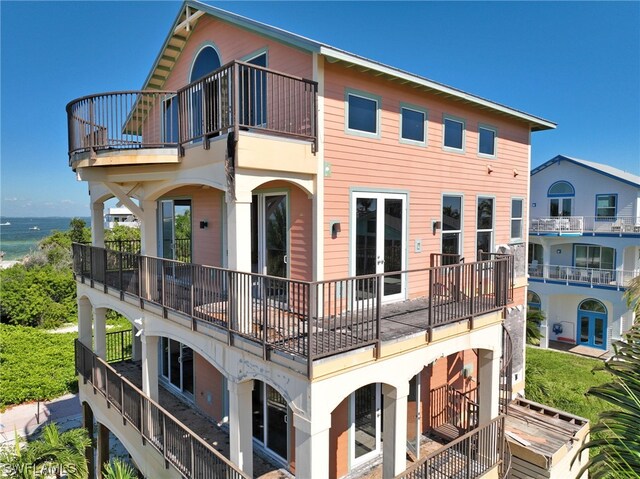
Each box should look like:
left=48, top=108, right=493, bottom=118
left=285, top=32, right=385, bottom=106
left=510, top=197, right=524, bottom=242
left=345, top=89, right=381, bottom=139
left=161, top=94, right=178, bottom=144
left=399, top=103, right=427, bottom=146
left=476, top=195, right=495, bottom=260
left=478, top=124, right=497, bottom=158
left=442, top=114, right=466, bottom=153
left=441, top=193, right=464, bottom=257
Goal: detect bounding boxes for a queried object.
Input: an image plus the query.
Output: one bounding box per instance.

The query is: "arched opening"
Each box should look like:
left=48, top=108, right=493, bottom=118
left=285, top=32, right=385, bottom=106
left=547, top=180, right=575, bottom=217
left=577, top=299, right=607, bottom=349
left=190, top=45, right=221, bottom=83
left=527, top=291, right=541, bottom=310
left=185, top=45, right=222, bottom=142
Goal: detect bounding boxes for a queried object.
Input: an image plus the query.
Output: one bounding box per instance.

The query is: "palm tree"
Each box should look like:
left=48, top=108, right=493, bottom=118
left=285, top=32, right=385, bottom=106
left=0, top=424, right=90, bottom=479
left=102, top=458, right=137, bottom=479
left=526, top=308, right=544, bottom=345
left=573, top=321, right=640, bottom=478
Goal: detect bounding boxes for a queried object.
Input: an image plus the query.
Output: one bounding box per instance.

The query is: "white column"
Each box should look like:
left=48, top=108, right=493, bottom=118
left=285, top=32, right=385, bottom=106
left=542, top=242, right=552, bottom=279
left=94, top=307, right=107, bottom=359
left=228, top=380, right=254, bottom=477
left=226, top=195, right=252, bottom=272
left=382, top=383, right=409, bottom=479
left=141, top=334, right=159, bottom=401
left=78, top=297, right=93, bottom=349
left=140, top=200, right=158, bottom=257
left=91, top=202, right=105, bottom=248
left=294, top=412, right=331, bottom=479
left=478, top=348, right=501, bottom=424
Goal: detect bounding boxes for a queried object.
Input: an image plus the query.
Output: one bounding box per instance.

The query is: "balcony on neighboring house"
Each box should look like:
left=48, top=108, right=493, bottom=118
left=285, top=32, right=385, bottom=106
left=530, top=216, right=640, bottom=236
left=67, top=61, right=318, bottom=171
left=72, top=243, right=514, bottom=379
left=528, top=263, right=636, bottom=290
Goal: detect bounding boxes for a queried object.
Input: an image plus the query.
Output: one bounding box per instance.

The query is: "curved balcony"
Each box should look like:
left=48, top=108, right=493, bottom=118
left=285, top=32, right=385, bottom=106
left=67, top=61, right=318, bottom=172
left=67, top=90, right=180, bottom=168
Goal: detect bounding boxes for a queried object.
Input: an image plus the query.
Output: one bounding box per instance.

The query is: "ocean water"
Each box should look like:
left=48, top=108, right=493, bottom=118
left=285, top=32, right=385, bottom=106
left=0, top=217, right=91, bottom=261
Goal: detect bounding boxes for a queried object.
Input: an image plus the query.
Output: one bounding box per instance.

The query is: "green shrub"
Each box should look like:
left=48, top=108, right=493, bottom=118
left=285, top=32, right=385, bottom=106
left=0, top=325, right=77, bottom=409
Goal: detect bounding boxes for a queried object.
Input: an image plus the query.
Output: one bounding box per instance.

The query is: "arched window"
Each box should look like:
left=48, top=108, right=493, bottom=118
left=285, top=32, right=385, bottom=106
left=527, top=291, right=541, bottom=310
left=578, top=299, right=606, bottom=314
left=190, top=45, right=221, bottom=82
left=547, top=181, right=574, bottom=217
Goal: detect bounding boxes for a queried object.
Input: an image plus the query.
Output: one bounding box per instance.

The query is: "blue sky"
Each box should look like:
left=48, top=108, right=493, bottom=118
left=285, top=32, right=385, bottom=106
left=1, top=1, right=638, bottom=217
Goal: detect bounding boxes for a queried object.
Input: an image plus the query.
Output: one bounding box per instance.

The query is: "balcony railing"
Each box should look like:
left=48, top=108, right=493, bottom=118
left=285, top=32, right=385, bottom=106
left=395, top=415, right=509, bottom=479
left=105, top=329, right=133, bottom=363
left=529, top=263, right=636, bottom=289
left=530, top=216, right=640, bottom=235
left=67, top=61, right=318, bottom=160
left=75, top=340, right=249, bottom=479
left=72, top=243, right=513, bottom=377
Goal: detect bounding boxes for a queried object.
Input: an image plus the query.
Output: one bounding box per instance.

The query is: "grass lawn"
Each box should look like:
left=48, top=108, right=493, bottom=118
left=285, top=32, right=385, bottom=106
left=525, top=346, right=616, bottom=424
left=0, top=325, right=78, bottom=410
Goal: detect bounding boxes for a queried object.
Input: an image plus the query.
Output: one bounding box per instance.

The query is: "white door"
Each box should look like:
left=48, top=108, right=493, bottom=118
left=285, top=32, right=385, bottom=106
left=352, top=193, right=407, bottom=302
left=351, top=383, right=381, bottom=466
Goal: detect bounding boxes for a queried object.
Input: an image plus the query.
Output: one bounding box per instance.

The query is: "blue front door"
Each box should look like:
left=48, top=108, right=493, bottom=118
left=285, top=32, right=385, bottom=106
left=578, top=312, right=606, bottom=349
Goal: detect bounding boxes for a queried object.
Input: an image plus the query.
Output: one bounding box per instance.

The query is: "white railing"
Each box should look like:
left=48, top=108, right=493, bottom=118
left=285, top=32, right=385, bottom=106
left=528, top=263, right=637, bottom=288
left=530, top=216, right=640, bottom=235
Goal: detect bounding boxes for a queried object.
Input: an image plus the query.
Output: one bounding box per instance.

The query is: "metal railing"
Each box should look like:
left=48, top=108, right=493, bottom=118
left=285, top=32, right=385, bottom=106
left=500, top=326, right=513, bottom=414
left=177, top=61, right=317, bottom=150
left=528, top=263, right=636, bottom=289
left=72, top=243, right=514, bottom=377
left=430, top=385, right=479, bottom=435
left=396, top=415, right=508, bottom=479
left=104, top=239, right=142, bottom=254
left=105, top=329, right=133, bottom=363
left=75, top=340, right=249, bottom=479
left=67, top=91, right=178, bottom=158
left=530, top=215, right=640, bottom=235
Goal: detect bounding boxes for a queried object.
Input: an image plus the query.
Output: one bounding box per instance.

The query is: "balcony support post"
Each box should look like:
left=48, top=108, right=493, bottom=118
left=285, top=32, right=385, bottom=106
left=96, top=422, right=110, bottom=479
left=382, top=383, right=409, bottom=479
left=141, top=334, right=159, bottom=402
left=82, top=402, right=96, bottom=479
left=132, top=326, right=142, bottom=361
left=478, top=348, right=501, bottom=425
left=228, top=379, right=253, bottom=477
left=94, top=307, right=107, bottom=360
left=226, top=194, right=252, bottom=334
left=140, top=200, right=158, bottom=257
left=91, top=202, right=105, bottom=248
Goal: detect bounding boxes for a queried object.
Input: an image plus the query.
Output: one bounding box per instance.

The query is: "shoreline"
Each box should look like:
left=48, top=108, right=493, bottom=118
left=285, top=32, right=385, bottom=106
left=1, top=259, right=21, bottom=269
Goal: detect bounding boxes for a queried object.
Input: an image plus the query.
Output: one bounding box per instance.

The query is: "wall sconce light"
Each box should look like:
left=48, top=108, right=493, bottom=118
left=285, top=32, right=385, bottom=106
left=330, top=220, right=341, bottom=239
left=200, top=220, right=209, bottom=229
left=487, top=164, right=494, bottom=174
left=556, top=248, right=562, bottom=254
left=432, top=220, right=442, bottom=235
left=513, top=169, right=519, bottom=177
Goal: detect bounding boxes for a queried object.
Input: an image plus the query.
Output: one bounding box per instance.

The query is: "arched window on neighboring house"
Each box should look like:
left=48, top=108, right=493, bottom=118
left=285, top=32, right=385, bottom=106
left=547, top=181, right=575, bottom=217
left=527, top=291, right=541, bottom=311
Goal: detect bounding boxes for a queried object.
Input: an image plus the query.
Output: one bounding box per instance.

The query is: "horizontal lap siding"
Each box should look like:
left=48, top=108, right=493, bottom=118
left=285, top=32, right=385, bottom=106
left=323, top=63, right=530, bottom=285
left=164, top=16, right=313, bottom=91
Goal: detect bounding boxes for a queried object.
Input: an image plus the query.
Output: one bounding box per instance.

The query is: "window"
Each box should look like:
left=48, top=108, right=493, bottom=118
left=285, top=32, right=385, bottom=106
left=528, top=243, right=543, bottom=264
left=442, top=195, right=462, bottom=262
left=190, top=45, right=221, bottom=82
left=547, top=181, right=574, bottom=217
left=596, top=194, right=616, bottom=218
left=400, top=105, right=426, bottom=144
left=476, top=196, right=494, bottom=260
left=511, top=198, right=523, bottom=240
left=527, top=291, right=541, bottom=310
left=478, top=125, right=496, bottom=156
left=443, top=116, right=464, bottom=151
left=346, top=90, right=380, bottom=137
left=574, top=245, right=614, bottom=270
left=189, top=45, right=222, bottom=141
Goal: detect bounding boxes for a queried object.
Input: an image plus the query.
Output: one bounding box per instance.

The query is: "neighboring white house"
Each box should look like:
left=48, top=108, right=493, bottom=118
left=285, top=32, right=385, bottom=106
left=103, top=206, right=138, bottom=229
left=528, top=155, right=640, bottom=351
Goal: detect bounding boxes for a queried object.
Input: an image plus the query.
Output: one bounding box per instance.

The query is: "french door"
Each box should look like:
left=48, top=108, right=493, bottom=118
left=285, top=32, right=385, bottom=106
left=352, top=192, right=407, bottom=302
left=160, top=199, right=192, bottom=262
left=578, top=312, right=607, bottom=349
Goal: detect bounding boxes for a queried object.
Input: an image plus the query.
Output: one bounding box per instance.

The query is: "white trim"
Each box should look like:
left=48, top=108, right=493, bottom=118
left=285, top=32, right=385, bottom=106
left=349, top=383, right=382, bottom=468
left=441, top=193, right=464, bottom=256
left=188, top=42, right=222, bottom=83
left=477, top=123, right=497, bottom=159
left=510, top=197, right=524, bottom=242
left=442, top=114, right=466, bottom=153
left=399, top=103, right=428, bottom=147
left=344, top=88, right=381, bottom=139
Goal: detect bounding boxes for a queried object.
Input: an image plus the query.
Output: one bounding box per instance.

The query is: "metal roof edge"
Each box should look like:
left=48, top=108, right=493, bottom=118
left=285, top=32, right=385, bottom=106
left=532, top=155, right=640, bottom=188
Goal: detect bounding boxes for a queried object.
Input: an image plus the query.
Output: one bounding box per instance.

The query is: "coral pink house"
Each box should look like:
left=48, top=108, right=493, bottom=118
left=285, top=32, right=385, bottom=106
left=67, top=2, right=574, bottom=479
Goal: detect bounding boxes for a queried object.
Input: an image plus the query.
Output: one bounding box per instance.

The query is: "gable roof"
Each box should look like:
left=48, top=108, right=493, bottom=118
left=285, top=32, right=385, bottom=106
left=531, top=155, right=640, bottom=188
left=141, top=0, right=556, bottom=132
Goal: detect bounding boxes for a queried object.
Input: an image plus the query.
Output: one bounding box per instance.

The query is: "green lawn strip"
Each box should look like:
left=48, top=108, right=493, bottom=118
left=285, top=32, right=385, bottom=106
left=525, top=346, right=616, bottom=424
left=0, top=325, right=78, bottom=410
